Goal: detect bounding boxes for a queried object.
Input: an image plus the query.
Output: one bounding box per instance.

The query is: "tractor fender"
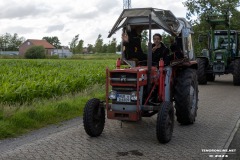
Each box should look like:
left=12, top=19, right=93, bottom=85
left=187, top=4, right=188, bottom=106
left=181, top=60, right=198, bottom=70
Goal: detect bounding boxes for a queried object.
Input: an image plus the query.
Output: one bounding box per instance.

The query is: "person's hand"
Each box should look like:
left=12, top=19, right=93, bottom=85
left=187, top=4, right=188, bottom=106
left=152, top=44, right=160, bottom=53
left=122, top=33, right=129, bottom=42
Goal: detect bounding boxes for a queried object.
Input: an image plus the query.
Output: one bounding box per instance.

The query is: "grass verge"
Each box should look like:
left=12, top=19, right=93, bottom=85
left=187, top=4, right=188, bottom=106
left=0, top=84, right=105, bottom=140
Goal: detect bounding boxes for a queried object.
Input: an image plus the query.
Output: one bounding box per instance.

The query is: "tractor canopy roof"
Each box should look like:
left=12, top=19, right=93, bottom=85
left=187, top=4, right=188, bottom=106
left=108, top=8, right=192, bottom=38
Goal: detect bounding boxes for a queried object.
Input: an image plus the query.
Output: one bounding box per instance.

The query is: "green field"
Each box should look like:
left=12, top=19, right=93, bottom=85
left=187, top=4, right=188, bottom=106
left=0, top=55, right=120, bottom=139
left=0, top=59, right=116, bottom=104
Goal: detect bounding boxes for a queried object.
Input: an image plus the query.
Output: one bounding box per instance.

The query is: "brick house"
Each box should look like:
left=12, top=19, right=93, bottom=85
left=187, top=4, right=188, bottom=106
left=19, top=39, right=55, bottom=56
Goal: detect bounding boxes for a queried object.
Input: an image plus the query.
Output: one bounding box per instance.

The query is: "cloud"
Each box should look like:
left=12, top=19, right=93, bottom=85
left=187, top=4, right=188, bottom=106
left=0, top=0, right=189, bottom=46
left=69, top=10, right=98, bottom=20
left=2, top=26, right=34, bottom=34
left=97, top=0, right=120, bottom=12
left=46, top=24, right=65, bottom=33
left=68, top=0, right=120, bottom=20
left=0, top=3, right=50, bottom=19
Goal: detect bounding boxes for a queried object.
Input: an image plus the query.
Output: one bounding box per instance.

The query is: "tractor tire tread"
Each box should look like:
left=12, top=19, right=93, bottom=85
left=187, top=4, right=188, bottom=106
left=83, top=98, right=105, bottom=137
left=174, top=68, right=198, bottom=125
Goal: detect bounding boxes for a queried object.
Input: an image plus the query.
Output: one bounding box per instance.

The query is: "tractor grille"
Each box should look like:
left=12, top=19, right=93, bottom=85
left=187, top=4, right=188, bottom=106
left=112, top=87, right=137, bottom=105
left=110, top=72, right=137, bottom=85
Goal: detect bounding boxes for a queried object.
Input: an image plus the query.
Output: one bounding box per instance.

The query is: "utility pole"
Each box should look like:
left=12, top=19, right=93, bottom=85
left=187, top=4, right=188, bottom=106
left=123, top=0, right=131, bottom=9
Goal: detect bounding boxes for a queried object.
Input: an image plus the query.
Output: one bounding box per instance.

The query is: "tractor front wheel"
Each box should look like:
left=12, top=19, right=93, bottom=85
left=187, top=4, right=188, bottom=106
left=174, top=68, right=198, bottom=125
left=156, top=102, right=174, bottom=143
left=83, top=98, right=105, bottom=137
left=233, top=59, right=240, bottom=86
left=196, top=58, right=207, bottom=84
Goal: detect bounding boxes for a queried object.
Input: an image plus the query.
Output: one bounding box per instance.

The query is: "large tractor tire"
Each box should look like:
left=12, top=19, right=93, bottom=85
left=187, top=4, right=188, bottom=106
left=233, top=59, right=240, bottom=86
left=156, top=102, right=174, bottom=143
left=196, top=58, right=207, bottom=84
left=207, top=73, right=215, bottom=82
left=83, top=98, right=105, bottom=137
left=174, top=68, right=198, bottom=125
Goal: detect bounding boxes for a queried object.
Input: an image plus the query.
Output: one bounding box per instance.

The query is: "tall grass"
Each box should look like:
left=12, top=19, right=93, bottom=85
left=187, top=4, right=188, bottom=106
left=71, top=53, right=120, bottom=60
left=0, top=84, right=105, bottom=139
left=0, top=59, right=116, bottom=104
left=0, top=54, right=119, bottom=139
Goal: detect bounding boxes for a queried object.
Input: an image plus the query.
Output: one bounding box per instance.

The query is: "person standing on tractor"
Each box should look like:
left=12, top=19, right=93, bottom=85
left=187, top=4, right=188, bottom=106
left=152, top=33, right=170, bottom=65
left=122, top=26, right=147, bottom=61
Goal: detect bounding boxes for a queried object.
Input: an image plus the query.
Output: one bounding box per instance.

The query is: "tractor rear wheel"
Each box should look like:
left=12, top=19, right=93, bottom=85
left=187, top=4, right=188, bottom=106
left=233, top=59, right=240, bottom=86
left=196, top=58, right=207, bottom=84
left=174, top=68, right=198, bottom=125
left=83, top=98, right=105, bottom=137
left=156, top=102, right=174, bottom=143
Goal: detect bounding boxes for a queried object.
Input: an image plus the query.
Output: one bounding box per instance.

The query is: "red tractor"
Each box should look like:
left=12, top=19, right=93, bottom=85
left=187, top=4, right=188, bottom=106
left=83, top=8, right=199, bottom=143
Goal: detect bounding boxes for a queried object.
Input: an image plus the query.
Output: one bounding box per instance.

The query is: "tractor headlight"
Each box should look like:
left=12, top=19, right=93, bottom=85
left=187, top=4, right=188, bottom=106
left=216, top=53, right=223, bottom=60
left=130, top=91, right=137, bottom=101
left=109, top=90, right=117, bottom=100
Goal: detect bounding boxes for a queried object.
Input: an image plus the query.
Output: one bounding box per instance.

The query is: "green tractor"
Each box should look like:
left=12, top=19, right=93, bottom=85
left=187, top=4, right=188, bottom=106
left=197, top=12, right=240, bottom=85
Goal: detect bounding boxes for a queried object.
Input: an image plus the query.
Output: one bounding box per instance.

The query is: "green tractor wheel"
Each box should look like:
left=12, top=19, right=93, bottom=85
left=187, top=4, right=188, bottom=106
left=207, top=73, right=215, bottom=82
left=196, top=58, right=207, bottom=84
left=233, top=59, right=240, bottom=86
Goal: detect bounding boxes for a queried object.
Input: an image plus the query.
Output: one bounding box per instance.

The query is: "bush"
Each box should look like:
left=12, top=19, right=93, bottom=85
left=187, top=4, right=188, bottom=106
left=24, top=46, right=46, bottom=59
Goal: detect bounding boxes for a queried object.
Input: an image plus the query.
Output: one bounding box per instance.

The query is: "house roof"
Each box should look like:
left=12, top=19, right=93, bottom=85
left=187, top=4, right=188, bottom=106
left=27, top=39, right=55, bottom=49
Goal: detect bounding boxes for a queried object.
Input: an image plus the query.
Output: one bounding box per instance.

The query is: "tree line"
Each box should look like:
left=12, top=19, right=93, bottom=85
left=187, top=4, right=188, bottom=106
left=0, top=33, right=25, bottom=51
left=0, top=32, right=149, bottom=55
left=0, top=33, right=122, bottom=54
left=1, top=0, right=239, bottom=55
left=68, top=34, right=119, bottom=54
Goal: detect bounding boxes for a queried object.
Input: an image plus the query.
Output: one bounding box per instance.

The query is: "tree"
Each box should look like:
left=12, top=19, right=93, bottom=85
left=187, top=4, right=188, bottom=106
left=183, top=0, right=240, bottom=24
left=141, top=30, right=148, bottom=53
left=76, top=39, right=84, bottom=54
left=24, top=46, right=46, bottom=59
left=87, top=44, right=94, bottom=53
left=161, top=32, right=172, bottom=48
left=69, top=34, right=79, bottom=54
left=0, top=33, right=25, bottom=51
left=94, top=34, right=103, bottom=53
left=116, top=43, right=121, bottom=52
left=42, top=36, right=61, bottom=48
left=107, top=38, right=117, bottom=53
left=102, top=44, right=108, bottom=53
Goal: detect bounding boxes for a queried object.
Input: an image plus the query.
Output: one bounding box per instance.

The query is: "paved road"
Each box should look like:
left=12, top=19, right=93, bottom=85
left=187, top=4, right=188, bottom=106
left=0, top=75, right=239, bottom=160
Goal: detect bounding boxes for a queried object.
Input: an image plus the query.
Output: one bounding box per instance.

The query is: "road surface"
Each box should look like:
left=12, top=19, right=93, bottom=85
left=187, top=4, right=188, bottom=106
left=0, top=75, right=239, bottom=160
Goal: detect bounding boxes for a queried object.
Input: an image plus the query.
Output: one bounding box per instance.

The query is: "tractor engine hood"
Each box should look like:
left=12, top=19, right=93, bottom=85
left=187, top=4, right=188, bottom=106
left=109, top=66, right=158, bottom=87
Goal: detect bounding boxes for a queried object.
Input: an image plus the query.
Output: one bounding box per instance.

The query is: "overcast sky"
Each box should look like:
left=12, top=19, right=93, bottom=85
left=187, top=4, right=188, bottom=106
left=0, top=0, right=188, bottom=47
